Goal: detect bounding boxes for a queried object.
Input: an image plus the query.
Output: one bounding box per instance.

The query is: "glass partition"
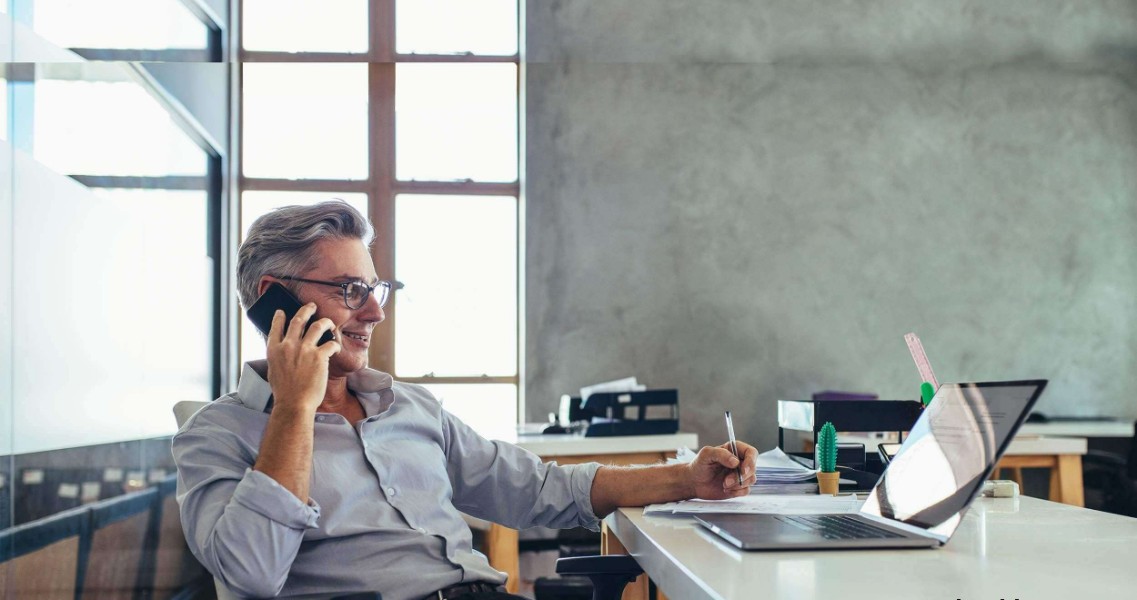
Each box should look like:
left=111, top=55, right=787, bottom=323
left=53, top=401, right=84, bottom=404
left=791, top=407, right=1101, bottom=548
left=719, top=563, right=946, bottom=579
left=2, top=30, right=218, bottom=600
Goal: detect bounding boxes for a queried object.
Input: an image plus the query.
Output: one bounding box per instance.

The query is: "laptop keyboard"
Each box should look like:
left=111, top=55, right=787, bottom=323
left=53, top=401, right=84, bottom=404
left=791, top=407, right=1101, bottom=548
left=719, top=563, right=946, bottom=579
left=778, top=514, right=905, bottom=540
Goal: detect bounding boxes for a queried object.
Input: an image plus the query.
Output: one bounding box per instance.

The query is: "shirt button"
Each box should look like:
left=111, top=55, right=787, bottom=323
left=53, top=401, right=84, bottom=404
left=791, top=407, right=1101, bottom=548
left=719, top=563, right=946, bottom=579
left=416, top=527, right=427, bottom=534
left=315, top=415, right=325, bottom=423
left=386, top=487, right=396, bottom=496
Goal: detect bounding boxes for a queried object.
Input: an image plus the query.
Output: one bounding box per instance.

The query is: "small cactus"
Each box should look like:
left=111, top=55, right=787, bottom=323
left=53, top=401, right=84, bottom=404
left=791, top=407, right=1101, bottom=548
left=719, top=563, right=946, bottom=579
left=816, top=422, right=838, bottom=473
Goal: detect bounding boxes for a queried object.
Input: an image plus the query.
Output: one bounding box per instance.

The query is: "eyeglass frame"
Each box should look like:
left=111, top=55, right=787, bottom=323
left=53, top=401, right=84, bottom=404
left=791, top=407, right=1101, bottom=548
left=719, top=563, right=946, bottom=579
left=275, top=275, right=392, bottom=310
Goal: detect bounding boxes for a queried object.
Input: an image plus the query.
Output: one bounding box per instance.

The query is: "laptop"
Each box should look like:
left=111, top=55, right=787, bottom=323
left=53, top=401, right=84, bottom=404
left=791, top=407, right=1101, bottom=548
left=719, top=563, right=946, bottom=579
left=695, top=380, right=1047, bottom=550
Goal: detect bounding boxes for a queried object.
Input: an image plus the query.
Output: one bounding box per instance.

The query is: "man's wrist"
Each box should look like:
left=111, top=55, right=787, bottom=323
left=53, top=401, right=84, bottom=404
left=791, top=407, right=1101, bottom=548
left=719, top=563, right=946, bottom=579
left=674, top=462, right=698, bottom=500
left=269, top=400, right=319, bottom=418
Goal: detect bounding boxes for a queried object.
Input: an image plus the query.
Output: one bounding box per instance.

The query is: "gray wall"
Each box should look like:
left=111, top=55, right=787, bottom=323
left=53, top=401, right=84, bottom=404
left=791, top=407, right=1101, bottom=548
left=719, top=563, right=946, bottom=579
left=524, top=0, right=1137, bottom=450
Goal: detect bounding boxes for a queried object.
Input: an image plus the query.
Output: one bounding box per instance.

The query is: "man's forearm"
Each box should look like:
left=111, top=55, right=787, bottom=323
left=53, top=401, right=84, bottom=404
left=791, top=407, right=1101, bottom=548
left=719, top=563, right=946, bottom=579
left=253, top=406, right=317, bottom=502
left=590, top=463, right=695, bottom=517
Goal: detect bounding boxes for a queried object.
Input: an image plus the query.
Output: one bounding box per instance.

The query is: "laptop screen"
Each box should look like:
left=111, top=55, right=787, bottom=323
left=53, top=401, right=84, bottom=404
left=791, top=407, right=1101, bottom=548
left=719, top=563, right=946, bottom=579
left=860, top=380, right=1046, bottom=538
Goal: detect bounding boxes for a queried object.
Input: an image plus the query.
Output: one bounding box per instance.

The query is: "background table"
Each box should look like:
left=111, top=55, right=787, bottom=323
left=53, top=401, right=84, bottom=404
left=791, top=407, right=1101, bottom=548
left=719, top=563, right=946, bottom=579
left=801, top=432, right=1090, bottom=506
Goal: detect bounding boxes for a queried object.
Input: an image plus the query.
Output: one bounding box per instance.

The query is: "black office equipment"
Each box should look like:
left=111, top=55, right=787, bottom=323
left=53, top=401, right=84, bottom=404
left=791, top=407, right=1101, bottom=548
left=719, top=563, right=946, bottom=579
left=777, top=398, right=924, bottom=451
left=581, top=389, right=679, bottom=437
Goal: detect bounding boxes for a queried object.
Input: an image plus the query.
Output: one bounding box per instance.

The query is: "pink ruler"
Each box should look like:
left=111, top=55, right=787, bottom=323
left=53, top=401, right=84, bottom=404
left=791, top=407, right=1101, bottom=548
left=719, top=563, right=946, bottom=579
left=904, top=332, right=939, bottom=390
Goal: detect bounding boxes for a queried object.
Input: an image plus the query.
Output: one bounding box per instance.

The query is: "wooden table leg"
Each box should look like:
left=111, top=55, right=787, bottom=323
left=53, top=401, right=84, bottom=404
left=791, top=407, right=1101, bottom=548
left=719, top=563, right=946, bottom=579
left=601, top=521, right=650, bottom=600
left=485, top=524, right=519, bottom=593
left=1051, top=454, right=1085, bottom=507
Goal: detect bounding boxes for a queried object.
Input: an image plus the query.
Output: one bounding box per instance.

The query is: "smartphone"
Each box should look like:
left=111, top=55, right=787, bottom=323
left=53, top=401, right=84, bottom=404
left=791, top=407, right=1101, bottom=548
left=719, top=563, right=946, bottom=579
left=246, top=282, right=336, bottom=346
left=877, top=443, right=903, bottom=465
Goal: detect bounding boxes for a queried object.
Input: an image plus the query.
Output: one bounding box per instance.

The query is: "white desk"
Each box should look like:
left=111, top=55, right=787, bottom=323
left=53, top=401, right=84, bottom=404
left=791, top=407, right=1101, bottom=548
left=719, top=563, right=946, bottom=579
left=1019, top=420, right=1135, bottom=438
left=604, top=497, right=1137, bottom=600
left=484, top=432, right=699, bottom=593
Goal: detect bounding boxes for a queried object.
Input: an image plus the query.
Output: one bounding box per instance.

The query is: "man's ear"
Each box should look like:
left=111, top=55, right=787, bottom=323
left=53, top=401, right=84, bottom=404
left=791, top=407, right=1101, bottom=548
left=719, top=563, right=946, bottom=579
left=256, top=275, right=280, bottom=298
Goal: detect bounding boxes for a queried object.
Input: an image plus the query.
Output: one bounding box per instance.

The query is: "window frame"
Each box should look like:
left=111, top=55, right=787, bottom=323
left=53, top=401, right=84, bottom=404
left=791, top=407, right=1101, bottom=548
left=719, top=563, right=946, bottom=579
left=234, top=0, right=523, bottom=405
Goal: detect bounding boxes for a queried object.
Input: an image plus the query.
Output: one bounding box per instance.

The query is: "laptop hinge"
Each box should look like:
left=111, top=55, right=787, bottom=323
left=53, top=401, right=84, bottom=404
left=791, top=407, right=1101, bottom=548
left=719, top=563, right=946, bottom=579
left=859, top=510, right=950, bottom=545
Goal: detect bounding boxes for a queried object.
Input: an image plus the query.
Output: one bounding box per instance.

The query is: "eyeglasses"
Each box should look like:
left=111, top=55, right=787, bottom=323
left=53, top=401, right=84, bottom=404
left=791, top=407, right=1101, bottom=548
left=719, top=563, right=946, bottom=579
left=277, top=276, right=392, bottom=310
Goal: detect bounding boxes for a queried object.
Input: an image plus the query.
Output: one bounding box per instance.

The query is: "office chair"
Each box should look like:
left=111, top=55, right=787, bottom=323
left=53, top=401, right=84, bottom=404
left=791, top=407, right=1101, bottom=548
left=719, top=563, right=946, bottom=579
left=173, top=401, right=242, bottom=600
left=546, top=555, right=643, bottom=600
left=1082, top=420, right=1137, bottom=517
left=172, top=401, right=645, bottom=600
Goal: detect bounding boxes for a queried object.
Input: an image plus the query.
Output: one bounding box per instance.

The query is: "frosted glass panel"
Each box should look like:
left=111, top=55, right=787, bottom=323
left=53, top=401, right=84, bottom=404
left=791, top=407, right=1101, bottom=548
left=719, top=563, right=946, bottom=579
left=0, top=74, right=6, bottom=141
left=34, top=79, right=206, bottom=176
left=396, top=64, right=517, bottom=182
left=0, top=143, right=12, bottom=457
left=239, top=191, right=368, bottom=364
left=32, top=0, right=207, bottom=49
left=243, top=0, right=367, bottom=53
left=396, top=0, right=517, bottom=56
left=243, top=63, right=369, bottom=179
left=395, top=195, right=517, bottom=377
left=421, top=383, right=517, bottom=440
left=12, top=155, right=210, bottom=453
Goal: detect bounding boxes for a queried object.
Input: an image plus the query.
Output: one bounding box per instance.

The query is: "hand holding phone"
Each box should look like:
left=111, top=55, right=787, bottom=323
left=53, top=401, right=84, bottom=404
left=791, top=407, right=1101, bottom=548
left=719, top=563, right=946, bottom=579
left=247, top=283, right=336, bottom=346
left=250, top=284, right=341, bottom=414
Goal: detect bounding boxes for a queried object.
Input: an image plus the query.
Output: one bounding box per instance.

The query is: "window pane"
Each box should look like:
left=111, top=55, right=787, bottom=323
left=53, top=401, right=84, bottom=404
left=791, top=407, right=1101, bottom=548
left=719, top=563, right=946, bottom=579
left=243, top=63, right=369, bottom=180
left=421, top=383, right=518, bottom=439
left=396, top=64, right=517, bottom=182
left=239, top=191, right=368, bottom=364
left=395, top=195, right=516, bottom=377
left=34, top=78, right=206, bottom=176
left=31, top=0, right=207, bottom=50
left=243, top=0, right=367, bottom=53
left=396, top=0, right=517, bottom=56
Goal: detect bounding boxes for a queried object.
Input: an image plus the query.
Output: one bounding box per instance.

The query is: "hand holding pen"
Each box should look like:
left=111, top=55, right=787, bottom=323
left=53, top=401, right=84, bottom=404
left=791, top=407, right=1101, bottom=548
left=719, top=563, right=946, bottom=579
left=687, top=444, right=758, bottom=500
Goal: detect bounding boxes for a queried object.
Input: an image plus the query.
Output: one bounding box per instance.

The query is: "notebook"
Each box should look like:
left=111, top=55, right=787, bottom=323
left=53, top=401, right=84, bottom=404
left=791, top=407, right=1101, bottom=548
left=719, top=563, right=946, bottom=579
left=696, top=380, right=1046, bottom=550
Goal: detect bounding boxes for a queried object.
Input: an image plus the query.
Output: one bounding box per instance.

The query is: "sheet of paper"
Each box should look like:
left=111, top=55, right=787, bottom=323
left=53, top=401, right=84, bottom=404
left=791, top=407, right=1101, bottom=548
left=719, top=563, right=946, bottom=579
left=580, top=377, right=646, bottom=403
left=645, top=493, right=863, bottom=516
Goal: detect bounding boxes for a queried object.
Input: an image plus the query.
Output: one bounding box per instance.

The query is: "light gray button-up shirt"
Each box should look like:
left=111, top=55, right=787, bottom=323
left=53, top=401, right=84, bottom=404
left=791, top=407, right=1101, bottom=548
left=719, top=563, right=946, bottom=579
left=173, top=361, right=601, bottom=599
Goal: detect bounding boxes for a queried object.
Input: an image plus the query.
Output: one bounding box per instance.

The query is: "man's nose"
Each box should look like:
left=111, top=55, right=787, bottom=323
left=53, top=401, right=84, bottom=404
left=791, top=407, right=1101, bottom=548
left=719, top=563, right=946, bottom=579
left=358, top=291, right=385, bottom=322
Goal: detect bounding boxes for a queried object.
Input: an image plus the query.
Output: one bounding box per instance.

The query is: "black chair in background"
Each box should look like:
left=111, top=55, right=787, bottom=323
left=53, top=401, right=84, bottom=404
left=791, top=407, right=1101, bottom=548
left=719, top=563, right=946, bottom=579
left=1082, top=421, right=1137, bottom=517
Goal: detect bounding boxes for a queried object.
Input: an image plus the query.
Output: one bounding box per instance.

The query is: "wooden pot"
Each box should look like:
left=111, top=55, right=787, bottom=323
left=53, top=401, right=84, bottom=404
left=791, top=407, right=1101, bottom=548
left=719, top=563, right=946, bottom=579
left=817, top=471, right=840, bottom=495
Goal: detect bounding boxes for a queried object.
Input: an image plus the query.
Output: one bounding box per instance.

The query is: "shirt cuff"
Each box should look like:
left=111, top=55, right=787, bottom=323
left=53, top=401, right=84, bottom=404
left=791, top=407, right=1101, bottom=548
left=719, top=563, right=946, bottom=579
left=232, top=468, right=321, bottom=530
left=570, top=462, right=603, bottom=531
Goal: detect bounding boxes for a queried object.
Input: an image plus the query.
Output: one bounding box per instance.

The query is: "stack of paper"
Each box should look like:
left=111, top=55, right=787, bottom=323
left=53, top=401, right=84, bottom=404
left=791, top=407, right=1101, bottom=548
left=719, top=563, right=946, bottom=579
left=668, top=447, right=846, bottom=495
left=644, top=493, right=862, bottom=516
left=750, top=447, right=820, bottom=494
left=579, top=376, right=646, bottom=403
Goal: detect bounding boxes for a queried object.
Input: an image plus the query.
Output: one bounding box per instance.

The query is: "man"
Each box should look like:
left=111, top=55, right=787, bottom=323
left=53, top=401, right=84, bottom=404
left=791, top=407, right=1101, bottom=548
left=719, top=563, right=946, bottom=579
left=173, top=200, right=758, bottom=600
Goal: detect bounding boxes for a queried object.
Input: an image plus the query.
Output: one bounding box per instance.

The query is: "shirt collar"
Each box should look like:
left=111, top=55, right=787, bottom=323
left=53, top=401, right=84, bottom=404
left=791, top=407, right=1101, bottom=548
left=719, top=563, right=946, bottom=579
left=237, top=360, right=395, bottom=414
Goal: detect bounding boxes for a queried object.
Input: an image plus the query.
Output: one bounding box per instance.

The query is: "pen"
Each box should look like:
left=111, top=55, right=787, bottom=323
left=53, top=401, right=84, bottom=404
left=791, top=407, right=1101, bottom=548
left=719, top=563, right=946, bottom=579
left=724, top=411, right=743, bottom=487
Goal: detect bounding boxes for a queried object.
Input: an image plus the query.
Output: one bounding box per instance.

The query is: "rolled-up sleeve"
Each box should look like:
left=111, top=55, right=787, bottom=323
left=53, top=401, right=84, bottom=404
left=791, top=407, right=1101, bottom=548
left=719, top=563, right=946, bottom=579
left=441, top=412, right=602, bottom=531
left=173, top=428, right=320, bottom=598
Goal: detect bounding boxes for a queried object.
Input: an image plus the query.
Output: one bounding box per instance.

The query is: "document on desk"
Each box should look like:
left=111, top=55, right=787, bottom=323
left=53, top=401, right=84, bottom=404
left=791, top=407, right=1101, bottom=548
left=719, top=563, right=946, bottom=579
left=644, top=494, right=863, bottom=516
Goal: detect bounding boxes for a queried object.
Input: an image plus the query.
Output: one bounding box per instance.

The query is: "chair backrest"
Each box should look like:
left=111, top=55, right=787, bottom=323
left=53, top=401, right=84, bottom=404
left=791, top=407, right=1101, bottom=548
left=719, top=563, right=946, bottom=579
left=82, top=487, right=160, bottom=600
left=173, top=401, right=210, bottom=429
left=0, top=504, right=89, bottom=598
left=170, top=401, right=240, bottom=600
left=151, top=476, right=206, bottom=600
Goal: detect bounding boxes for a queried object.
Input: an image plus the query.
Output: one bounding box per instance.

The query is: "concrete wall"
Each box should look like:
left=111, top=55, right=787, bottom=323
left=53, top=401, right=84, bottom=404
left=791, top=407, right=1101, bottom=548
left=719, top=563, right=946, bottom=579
left=525, top=0, right=1137, bottom=450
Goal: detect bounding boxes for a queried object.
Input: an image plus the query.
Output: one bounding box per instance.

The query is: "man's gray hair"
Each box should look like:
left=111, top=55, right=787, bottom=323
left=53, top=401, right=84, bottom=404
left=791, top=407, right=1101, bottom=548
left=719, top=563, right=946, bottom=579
left=236, top=199, right=375, bottom=310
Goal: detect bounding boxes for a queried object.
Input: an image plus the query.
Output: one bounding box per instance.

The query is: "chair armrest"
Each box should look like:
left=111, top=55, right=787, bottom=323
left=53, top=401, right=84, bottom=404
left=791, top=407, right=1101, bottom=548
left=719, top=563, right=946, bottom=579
left=555, top=554, right=642, bottom=576
left=555, top=555, right=644, bottom=600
